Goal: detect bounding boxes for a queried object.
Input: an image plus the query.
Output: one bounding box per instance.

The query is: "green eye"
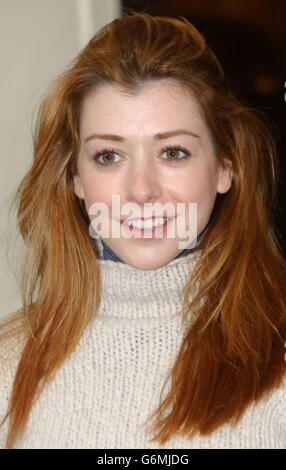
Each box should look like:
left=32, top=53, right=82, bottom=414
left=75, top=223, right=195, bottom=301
left=100, top=152, right=119, bottom=164
left=162, top=146, right=190, bottom=161
left=164, top=149, right=185, bottom=159
left=93, top=149, right=121, bottom=166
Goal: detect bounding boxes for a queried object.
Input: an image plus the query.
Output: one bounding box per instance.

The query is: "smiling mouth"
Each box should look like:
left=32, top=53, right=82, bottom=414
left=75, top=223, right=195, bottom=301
left=120, top=215, right=172, bottom=222
left=119, top=216, right=176, bottom=239
left=122, top=216, right=170, bottom=227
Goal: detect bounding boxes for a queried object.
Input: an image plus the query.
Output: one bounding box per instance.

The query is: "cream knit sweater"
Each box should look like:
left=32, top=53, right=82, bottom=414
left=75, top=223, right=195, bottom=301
left=0, top=237, right=285, bottom=449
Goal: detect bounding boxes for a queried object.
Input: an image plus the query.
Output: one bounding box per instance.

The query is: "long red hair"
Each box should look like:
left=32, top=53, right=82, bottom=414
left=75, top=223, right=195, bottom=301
left=1, top=12, right=286, bottom=448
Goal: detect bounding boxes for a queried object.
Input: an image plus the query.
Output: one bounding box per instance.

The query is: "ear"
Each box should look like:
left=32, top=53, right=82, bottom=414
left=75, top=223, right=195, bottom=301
left=73, top=174, right=85, bottom=200
left=216, top=158, right=233, bottom=194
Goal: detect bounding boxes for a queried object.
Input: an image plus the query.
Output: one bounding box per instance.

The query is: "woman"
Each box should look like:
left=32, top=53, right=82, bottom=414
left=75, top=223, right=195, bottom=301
left=0, top=12, right=285, bottom=449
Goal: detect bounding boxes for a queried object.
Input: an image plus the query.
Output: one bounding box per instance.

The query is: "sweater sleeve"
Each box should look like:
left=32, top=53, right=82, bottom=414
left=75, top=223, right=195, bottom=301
left=0, top=332, right=26, bottom=449
left=273, top=374, right=286, bottom=447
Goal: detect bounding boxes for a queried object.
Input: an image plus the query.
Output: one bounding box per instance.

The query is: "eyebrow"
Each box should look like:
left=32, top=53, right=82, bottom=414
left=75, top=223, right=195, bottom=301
left=84, top=129, right=200, bottom=143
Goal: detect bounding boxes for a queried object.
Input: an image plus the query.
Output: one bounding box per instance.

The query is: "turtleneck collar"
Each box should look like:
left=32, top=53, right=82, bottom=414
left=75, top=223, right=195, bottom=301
left=93, top=239, right=201, bottom=321
left=90, top=228, right=203, bottom=322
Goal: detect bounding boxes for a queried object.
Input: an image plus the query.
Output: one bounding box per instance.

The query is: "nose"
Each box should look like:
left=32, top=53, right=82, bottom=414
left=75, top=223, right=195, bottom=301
left=124, top=157, right=161, bottom=205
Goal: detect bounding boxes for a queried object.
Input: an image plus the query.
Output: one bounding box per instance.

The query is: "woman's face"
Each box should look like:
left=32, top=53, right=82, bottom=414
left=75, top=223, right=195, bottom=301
left=74, top=80, right=232, bottom=269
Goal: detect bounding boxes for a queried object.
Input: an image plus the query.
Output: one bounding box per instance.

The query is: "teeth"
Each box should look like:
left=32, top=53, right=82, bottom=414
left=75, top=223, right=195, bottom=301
left=126, top=218, right=167, bottom=229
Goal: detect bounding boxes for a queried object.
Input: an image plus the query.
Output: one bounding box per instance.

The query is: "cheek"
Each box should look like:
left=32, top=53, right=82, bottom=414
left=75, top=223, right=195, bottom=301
left=171, top=166, right=218, bottom=203
left=79, top=174, right=106, bottom=207
left=81, top=173, right=122, bottom=217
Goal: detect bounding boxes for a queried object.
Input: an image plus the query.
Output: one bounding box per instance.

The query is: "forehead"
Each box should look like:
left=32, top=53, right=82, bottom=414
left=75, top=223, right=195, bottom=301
left=79, top=80, right=206, bottom=138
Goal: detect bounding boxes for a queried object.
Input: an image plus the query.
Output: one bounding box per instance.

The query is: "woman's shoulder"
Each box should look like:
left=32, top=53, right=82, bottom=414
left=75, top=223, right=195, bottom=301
left=0, top=328, right=26, bottom=365
left=259, top=371, right=286, bottom=446
left=0, top=317, right=27, bottom=448
left=0, top=318, right=27, bottom=408
left=256, top=370, right=286, bottom=434
left=274, top=370, right=286, bottom=404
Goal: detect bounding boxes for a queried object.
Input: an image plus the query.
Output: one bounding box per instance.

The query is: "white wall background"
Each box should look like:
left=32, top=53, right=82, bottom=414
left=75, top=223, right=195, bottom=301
left=0, top=0, right=121, bottom=319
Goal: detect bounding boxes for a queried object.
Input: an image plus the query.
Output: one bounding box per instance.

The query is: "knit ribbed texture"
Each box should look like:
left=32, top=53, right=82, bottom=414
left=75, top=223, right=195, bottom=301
left=0, top=237, right=285, bottom=449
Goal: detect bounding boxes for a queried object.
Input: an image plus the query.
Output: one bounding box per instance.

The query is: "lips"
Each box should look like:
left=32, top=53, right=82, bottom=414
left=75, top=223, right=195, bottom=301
left=120, top=216, right=173, bottom=223
left=118, top=216, right=177, bottom=240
